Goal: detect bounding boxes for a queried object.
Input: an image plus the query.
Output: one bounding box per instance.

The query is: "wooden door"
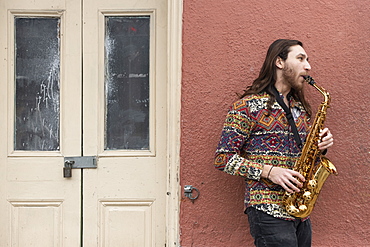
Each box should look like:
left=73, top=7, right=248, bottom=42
left=0, top=0, right=82, bottom=245
left=82, top=0, right=168, bottom=246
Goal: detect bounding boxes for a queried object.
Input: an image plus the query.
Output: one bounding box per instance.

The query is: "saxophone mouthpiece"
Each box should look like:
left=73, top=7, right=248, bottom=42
left=303, top=75, right=316, bottom=86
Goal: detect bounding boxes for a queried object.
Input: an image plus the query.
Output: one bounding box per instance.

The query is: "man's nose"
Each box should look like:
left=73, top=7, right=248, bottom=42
left=304, top=61, right=311, bottom=71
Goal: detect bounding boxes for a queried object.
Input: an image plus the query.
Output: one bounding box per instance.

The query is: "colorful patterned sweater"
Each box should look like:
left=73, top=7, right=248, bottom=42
left=214, top=91, right=310, bottom=220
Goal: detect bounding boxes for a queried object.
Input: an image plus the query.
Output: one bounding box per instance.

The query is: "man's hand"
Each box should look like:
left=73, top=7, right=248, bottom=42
left=262, top=165, right=305, bottom=193
left=318, top=127, right=334, bottom=150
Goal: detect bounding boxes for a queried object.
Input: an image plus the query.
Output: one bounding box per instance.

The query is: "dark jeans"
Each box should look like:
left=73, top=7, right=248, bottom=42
left=246, top=207, right=312, bottom=247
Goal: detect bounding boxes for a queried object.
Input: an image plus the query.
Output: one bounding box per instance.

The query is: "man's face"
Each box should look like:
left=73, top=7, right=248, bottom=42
left=281, top=45, right=311, bottom=91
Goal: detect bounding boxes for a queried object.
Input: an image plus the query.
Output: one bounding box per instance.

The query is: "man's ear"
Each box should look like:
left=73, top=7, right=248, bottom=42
left=276, top=57, right=284, bottom=69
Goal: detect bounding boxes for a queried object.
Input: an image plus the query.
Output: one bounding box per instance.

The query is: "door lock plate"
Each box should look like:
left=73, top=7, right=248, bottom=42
left=63, top=156, right=97, bottom=178
left=64, top=156, right=97, bottom=169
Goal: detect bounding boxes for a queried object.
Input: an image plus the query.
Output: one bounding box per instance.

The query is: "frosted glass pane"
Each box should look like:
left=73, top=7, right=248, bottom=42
left=14, top=17, right=60, bottom=151
left=105, top=16, right=150, bottom=150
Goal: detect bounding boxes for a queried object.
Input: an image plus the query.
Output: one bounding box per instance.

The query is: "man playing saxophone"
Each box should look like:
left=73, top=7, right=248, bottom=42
left=214, top=39, right=334, bottom=247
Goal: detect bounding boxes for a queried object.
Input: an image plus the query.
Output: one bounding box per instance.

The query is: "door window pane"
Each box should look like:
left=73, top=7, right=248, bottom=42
left=105, top=16, right=150, bottom=150
left=14, top=17, right=61, bottom=151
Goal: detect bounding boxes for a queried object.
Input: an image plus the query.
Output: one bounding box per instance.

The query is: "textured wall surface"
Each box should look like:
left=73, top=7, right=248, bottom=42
left=180, top=0, right=370, bottom=246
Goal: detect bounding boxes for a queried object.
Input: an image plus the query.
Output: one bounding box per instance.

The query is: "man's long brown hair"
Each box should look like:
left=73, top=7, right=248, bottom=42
left=239, top=39, right=312, bottom=117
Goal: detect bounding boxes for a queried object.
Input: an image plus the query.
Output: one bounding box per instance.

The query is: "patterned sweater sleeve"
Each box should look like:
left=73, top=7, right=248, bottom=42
left=214, top=103, right=264, bottom=180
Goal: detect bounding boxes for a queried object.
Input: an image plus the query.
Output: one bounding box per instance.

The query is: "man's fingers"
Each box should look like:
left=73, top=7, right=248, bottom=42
left=270, top=167, right=305, bottom=193
left=277, top=175, right=301, bottom=193
left=290, top=171, right=305, bottom=183
left=280, top=183, right=295, bottom=194
left=285, top=179, right=301, bottom=193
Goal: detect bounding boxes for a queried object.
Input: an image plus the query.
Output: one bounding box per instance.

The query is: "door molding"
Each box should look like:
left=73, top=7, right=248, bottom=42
left=166, top=0, right=182, bottom=246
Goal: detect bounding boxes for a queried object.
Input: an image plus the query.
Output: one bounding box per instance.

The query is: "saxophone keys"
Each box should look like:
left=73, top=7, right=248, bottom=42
left=299, top=204, right=308, bottom=212
left=303, top=191, right=312, bottom=201
left=287, top=205, right=299, bottom=215
left=307, top=179, right=317, bottom=189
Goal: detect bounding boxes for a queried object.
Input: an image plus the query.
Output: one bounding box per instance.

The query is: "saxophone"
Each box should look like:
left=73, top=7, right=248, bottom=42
left=283, top=75, right=338, bottom=218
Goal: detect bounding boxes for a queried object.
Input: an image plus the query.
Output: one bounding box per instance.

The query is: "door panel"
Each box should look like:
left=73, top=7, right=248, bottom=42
left=82, top=0, right=167, bottom=246
left=0, top=0, right=82, bottom=246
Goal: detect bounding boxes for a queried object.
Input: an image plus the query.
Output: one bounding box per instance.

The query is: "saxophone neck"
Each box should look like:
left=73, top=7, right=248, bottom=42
left=305, top=76, right=331, bottom=104
left=310, top=84, right=330, bottom=108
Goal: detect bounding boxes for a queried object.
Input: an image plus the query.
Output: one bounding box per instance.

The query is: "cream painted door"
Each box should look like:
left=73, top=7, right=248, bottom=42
left=0, top=0, right=175, bottom=246
left=82, top=0, right=168, bottom=246
left=0, top=0, right=82, bottom=246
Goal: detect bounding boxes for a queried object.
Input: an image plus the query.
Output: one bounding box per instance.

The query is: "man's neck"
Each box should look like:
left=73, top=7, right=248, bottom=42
left=274, top=81, right=291, bottom=107
left=274, top=81, right=291, bottom=98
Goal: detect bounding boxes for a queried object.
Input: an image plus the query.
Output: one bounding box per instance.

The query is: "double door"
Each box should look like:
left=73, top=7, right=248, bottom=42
left=0, top=0, right=173, bottom=246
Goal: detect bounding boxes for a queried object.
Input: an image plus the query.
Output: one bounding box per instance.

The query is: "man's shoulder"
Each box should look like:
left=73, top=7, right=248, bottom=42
left=231, top=92, right=269, bottom=111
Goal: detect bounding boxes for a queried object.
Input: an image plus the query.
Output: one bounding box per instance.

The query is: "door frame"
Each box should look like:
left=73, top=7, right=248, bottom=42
left=166, top=0, right=182, bottom=246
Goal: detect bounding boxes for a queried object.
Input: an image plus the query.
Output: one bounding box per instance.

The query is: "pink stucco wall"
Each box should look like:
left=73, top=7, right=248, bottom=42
left=180, top=0, right=370, bottom=246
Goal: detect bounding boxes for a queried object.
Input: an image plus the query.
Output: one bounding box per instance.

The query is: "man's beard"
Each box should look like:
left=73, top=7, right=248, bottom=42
left=282, top=66, right=303, bottom=91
